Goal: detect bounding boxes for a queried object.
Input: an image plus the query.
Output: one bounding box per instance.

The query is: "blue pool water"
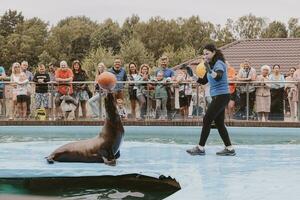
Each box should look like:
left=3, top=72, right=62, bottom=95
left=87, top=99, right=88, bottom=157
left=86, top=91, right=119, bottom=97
left=0, top=126, right=300, bottom=200
left=0, top=126, right=299, bottom=144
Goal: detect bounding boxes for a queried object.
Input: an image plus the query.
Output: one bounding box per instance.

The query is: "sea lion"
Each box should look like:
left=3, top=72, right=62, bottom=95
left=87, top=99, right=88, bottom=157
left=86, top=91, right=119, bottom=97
left=46, top=92, right=124, bottom=166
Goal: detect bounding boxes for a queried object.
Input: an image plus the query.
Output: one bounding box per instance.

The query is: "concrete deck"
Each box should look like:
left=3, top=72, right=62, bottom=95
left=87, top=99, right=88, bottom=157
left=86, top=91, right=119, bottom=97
left=0, top=141, right=299, bottom=200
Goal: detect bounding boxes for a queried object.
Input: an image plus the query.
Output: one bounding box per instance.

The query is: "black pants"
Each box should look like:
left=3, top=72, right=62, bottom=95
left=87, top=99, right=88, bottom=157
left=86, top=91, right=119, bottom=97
left=269, top=88, right=284, bottom=121
left=199, top=94, right=232, bottom=147
left=166, top=87, right=174, bottom=119
left=239, top=91, right=255, bottom=116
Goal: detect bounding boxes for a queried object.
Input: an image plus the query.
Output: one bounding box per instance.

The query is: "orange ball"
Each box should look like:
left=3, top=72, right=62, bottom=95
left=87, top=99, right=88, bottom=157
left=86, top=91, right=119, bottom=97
left=97, top=72, right=117, bottom=90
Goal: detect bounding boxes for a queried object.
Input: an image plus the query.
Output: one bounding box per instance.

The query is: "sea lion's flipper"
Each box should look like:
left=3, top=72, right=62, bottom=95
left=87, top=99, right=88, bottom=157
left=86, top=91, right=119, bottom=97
left=102, top=148, right=116, bottom=166
left=45, top=156, right=55, bottom=164
left=115, top=150, right=120, bottom=159
left=102, top=156, right=116, bottom=166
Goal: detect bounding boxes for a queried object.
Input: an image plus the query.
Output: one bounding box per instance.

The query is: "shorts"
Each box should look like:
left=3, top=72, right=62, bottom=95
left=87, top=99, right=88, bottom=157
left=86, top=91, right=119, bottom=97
left=129, top=89, right=138, bottom=100
left=179, top=95, right=192, bottom=107
left=75, top=90, right=89, bottom=101
left=35, top=93, right=49, bottom=108
left=17, top=95, right=28, bottom=103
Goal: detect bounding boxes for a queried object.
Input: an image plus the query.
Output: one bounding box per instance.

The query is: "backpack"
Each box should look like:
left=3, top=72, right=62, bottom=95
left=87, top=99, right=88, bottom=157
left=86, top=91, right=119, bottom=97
left=35, top=108, right=46, bottom=120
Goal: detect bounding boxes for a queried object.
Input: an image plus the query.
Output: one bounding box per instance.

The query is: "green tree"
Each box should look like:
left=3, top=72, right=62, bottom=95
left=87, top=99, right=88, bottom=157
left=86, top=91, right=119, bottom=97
left=44, top=16, right=98, bottom=63
left=81, top=47, right=115, bottom=79
left=90, top=19, right=122, bottom=54
left=0, top=9, right=24, bottom=37
left=288, top=18, right=300, bottom=37
left=121, top=14, right=140, bottom=42
left=181, top=16, right=215, bottom=51
left=162, top=45, right=196, bottom=67
left=1, top=17, right=48, bottom=68
left=234, top=14, right=266, bottom=39
left=0, top=10, right=24, bottom=69
left=134, top=17, right=183, bottom=59
left=0, top=35, right=6, bottom=67
left=18, top=18, right=48, bottom=64
left=120, top=38, right=155, bottom=67
left=38, top=50, right=55, bottom=65
left=214, top=22, right=235, bottom=47
left=262, top=21, right=288, bottom=38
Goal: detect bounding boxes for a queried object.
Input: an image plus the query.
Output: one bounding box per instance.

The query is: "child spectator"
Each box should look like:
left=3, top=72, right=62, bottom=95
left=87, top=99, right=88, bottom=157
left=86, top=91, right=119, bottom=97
left=116, top=98, right=127, bottom=119
left=191, top=90, right=205, bottom=117
left=153, top=71, right=170, bottom=120
left=60, top=92, right=78, bottom=119
left=155, top=55, right=175, bottom=119
left=16, top=73, right=29, bottom=118
left=33, top=64, right=50, bottom=119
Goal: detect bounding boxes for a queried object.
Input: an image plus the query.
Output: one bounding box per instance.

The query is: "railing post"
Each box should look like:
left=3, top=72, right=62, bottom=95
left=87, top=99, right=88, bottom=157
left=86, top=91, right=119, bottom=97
left=50, top=81, right=55, bottom=120
left=298, top=82, right=300, bottom=121
left=146, top=83, right=150, bottom=120
left=246, top=83, right=249, bottom=121
left=196, top=83, right=199, bottom=117
left=2, top=83, right=7, bottom=117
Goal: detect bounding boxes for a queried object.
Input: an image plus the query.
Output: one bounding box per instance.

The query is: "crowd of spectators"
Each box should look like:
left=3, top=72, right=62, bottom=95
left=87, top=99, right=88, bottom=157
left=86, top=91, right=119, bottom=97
left=0, top=57, right=299, bottom=121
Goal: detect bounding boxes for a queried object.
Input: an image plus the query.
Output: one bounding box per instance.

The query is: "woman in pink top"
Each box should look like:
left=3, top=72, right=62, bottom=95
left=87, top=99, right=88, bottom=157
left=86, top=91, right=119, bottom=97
left=291, top=64, right=300, bottom=120
left=255, top=65, right=271, bottom=122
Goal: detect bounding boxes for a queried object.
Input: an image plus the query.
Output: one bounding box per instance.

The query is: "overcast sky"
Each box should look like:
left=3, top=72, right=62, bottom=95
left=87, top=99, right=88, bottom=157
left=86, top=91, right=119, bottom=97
left=0, top=0, right=299, bottom=26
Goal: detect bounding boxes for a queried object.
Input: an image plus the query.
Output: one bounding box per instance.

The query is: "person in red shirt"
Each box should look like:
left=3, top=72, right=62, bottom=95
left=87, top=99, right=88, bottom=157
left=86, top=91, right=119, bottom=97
left=55, top=60, right=74, bottom=119
left=226, top=62, right=237, bottom=119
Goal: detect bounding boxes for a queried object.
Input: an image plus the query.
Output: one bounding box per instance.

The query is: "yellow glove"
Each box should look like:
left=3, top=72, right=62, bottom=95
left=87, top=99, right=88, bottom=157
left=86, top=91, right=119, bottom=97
left=195, top=61, right=206, bottom=78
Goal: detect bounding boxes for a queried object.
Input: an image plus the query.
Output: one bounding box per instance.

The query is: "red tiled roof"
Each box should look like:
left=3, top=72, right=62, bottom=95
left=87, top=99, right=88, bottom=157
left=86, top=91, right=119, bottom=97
left=176, top=38, right=300, bottom=75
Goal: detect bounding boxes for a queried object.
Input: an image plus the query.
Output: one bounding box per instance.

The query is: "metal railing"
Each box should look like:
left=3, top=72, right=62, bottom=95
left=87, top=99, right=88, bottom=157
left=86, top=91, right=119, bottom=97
left=0, top=80, right=299, bottom=121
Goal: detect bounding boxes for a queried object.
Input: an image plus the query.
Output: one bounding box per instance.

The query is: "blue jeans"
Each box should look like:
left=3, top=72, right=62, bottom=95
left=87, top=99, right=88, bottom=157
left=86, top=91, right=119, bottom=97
left=88, top=93, right=103, bottom=117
